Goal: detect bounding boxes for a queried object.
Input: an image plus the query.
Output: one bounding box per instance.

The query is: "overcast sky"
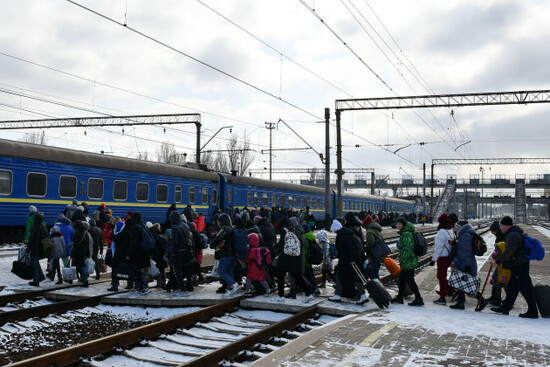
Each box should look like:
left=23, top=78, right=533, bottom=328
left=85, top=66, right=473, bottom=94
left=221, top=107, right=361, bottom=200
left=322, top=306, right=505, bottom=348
left=1, top=0, right=549, bottom=184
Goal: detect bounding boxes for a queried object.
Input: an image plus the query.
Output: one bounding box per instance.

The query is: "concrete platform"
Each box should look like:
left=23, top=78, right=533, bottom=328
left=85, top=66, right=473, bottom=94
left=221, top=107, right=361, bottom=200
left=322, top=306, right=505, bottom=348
left=43, top=279, right=116, bottom=301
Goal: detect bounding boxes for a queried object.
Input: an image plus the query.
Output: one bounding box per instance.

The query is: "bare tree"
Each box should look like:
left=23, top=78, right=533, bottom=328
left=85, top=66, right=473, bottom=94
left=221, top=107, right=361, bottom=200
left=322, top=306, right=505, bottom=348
left=136, top=151, right=149, bottom=161
left=309, top=168, right=318, bottom=183
left=20, top=132, right=47, bottom=145
left=157, top=141, right=187, bottom=163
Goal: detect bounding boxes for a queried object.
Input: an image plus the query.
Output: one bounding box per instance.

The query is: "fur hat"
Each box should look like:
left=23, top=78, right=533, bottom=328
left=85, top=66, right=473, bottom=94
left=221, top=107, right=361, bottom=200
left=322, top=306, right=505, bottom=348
left=500, top=216, right=513, bottom=226
left=29, top=205, right=37, bottom=213
left=330, top=219, right=343, bottom=232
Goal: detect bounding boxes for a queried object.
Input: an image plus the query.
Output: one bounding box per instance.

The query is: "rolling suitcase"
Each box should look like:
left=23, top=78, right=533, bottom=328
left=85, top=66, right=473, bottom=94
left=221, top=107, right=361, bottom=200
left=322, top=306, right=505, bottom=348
left=533, top=284, right=550, bottom=318
left=352, top=263, right=391, bottom=308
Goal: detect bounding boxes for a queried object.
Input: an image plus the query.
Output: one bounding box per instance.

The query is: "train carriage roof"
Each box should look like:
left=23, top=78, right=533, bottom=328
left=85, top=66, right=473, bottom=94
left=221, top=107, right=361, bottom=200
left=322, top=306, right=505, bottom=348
left=0, top=138, right=219, bottom=181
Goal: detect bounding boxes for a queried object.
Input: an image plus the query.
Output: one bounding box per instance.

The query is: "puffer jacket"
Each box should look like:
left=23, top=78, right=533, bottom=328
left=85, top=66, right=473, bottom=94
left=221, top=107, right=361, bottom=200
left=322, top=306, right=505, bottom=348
left=344, top=213, right=364, bottom=242
left=365, top=221, right=383, bottom=261
left=56, top=218, right=74, bottom=257
left=456, top=223, right=478, bottom=276
left=432, top=228, right=455, bottom=262
left=335, top=226, right=364, bottom=283
left=209, top=213, right=234, bottom=258
left=49, top=226, right=66, bottom=259
left=397, top=221, right=418, bottom=270
left=257, top=217, right=277, bottom=251
left=128, top=213, right=152, bottom=268
left=496, top=226, right=528, bottom=269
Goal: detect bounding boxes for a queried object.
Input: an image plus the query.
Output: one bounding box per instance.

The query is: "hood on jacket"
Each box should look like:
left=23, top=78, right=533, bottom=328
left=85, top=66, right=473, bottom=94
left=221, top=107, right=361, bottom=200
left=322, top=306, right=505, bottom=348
left=217, top=213, right=232, bottom=227
left=89, top=219, right=97, bottom=227
left=399, top=221, right=416, bottom=234
left=130, top=212, right=142, bottom=226
left=34, top=211, right=45, bottom=225
left=290, top=217, right=303, bottom=234
left=74, top=221, right=87, bottom=232
left=457, top=223, right=475, bottom=238
left=50, top=225, right=61, bottom=235
left=169, top=210, right=183, bottom=225
left=233, top=215, right=246, bottom=229
left=302, top=224, right=312, bottom=233
left=366, top=221, right=382, bottom=232
left=248, top=232, right=260, bottom=247
left=113, top=221, right=125, bottom=235
left=316, top=230, right=329, bottom=243
left=278, top=216, right=292, bottom=233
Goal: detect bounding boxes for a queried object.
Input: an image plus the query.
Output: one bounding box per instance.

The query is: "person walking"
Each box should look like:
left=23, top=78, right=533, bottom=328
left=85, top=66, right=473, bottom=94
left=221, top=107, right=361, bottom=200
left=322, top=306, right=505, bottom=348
left=391, top=217, right=424, bottom=306
left=430, top=213, right=456, bottom=305
left=316, top=230, right=334, bottom=288
left=363, top=215, right=384, bottom=280
left=169, top=211, right=196, bottom=296
left=244, top=233, right=271, bottom=296
left=26, top=211, right=47, bottom=286
left=71, top=221, right=91, bottom=287
left=127, top=212, right=152, bottom=295
left=328, top=219, right=368, bottom=305
left=49, top=225, right=66, bottom=284
left=487, top=221, right=508, bottom=306
left=491, top=216, right=539, bottom=318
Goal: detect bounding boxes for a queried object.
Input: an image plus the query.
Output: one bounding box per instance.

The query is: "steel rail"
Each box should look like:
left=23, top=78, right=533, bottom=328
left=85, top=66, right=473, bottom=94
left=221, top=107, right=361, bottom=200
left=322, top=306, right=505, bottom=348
left=9, top=298, right=241, bottom=367
left=181, top=305, right=318, bottom=367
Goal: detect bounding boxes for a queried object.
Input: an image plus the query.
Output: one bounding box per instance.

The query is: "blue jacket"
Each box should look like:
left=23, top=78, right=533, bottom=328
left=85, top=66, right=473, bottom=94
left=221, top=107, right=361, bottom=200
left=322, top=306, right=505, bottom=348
left=456, top=224, right=477, bottom=276
left=55, top=218, right=74, bottom=257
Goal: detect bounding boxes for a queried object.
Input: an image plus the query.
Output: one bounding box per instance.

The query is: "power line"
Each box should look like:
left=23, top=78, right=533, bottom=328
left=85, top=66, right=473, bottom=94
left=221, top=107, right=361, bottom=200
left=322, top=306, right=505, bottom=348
left=66, top=0, right=323, bottom=121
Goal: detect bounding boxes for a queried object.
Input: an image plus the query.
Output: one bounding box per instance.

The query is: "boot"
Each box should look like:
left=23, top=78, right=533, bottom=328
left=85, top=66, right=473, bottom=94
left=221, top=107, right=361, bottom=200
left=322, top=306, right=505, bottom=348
left=408, top=298, right=424, bottom=306
left=491, top=306, right=509, bottom=315
left=450, top=293, right=465, bottom=309
left=475, top=295, right=488, bottom=312
left=489, top=287, right=502, bottom=306
left=391, top=296, right=404, bottom=304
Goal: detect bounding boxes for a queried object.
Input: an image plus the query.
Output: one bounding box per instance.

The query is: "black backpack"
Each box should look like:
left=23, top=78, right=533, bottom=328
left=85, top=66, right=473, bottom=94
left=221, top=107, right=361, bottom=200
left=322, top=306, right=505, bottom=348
left=471, top=232, right=487, bottom=256
left=412, top=232, right=428, bottom=256
left=306, top=241, right=323, bottom=265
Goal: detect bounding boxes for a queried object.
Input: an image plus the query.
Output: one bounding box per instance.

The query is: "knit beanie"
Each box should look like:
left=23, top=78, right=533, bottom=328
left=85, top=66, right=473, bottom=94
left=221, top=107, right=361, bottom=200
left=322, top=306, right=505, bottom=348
left=500, top=216, right=513, bottom=226
left=330, top=219, right=343, bottom=232
left=29, top=205, right=37, bottom=213
left=396, top=217, right=407, bottom=227
left=489, top=221, right=500, bottom=232
left=362, top=215, right=373, bottom=227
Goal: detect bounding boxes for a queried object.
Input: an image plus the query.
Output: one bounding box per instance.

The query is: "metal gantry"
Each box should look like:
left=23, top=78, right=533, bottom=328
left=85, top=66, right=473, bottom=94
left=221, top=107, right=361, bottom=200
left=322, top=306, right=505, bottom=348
left=0, top=114, right=203, bottom=163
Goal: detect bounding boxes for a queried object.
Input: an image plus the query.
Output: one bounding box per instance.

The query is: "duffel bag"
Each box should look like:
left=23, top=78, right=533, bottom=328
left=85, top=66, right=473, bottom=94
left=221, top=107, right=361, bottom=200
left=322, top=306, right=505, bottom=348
left=11, top=258, right=34, bottom=280
left=448, top=269, right=480, bottom=296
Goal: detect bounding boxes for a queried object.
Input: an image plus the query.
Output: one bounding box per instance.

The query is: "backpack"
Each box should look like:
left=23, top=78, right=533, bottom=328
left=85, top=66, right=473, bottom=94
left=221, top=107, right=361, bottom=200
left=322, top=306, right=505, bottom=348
left=306, top=241, right=323, bottom=265
left=471, top=232, right=487, bottom=256
left=256, top=247, right=272, bottom=266
left=329, top=242, right=338, bottom=259
left=512, top=232, right=545, bottom=261
left=200, top=233, right=209, bottom=250
left=232, top=228, right=250, bottom=260
left=412, top=232, right=428, bottom=256
left=140, top=226, right=155, bottom=251
left=283, top=229, right=301, bottom=256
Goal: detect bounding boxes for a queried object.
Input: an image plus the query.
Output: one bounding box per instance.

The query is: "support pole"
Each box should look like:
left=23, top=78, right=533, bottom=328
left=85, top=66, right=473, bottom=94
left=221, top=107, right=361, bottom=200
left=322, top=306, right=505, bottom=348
left=265, top=122, right=276, bottom=180
left=423, top=163, right=426, bottom=214
left=324, top=108, right=331, bottom=229
left=371, top=172, right=375, bottom=195
left=430, top=162, right=434, bottom=216
left=196, top=122, right=201, bottom=165
left=335, top=109, right=343, bottom=219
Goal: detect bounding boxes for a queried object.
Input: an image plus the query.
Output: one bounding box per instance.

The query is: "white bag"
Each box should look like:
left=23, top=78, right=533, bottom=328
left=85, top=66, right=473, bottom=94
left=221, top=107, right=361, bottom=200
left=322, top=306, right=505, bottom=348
left=62, top=267, right=77, bottom=281
left=146, top=259, right=160, bottom=278
left=210, top=260, right=220, bottom=278
left=85, top=258, right=95, bottom=274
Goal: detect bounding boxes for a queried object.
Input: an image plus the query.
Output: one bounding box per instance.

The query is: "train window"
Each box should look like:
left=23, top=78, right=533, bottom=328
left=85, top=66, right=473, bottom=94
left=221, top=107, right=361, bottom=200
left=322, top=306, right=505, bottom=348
left=262, top=193, right=268, bottom=207
left=247, top=192, right=252, bottom=206
left=157, top=184, right=168, bottom=203
left=288, top=196, right=293, bottom=208
left=280, top=195, right=285, bottom=208
left=113, top=180, right=128, bottom=201
left=88, top=178, right=103, bottom=200
left=0, top=170, right=12, bottom=195
left=228, top=189, right=233, bottom=204
left=202, top=188, right=208, bottom=204
left=212, top=189, right=218, bottom=205
left=136, top=182, right=149, bottom=201
left=253, top=192, right=258, bottom=207
left=175, top=186, right=182, bottom=203
left=188, top=187, right=196, bottom=204
left=26, top=172, right=47, bottom=197
left=59, top=175, right=77, bottom=198
left=271, top=194, right=276, bottom=207
left=318, top=198, right=321, bottom=209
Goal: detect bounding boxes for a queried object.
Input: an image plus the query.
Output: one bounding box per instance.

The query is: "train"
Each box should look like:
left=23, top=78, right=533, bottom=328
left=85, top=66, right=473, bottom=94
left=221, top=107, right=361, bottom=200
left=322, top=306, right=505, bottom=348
left=0, top=138, right=415, bottom=241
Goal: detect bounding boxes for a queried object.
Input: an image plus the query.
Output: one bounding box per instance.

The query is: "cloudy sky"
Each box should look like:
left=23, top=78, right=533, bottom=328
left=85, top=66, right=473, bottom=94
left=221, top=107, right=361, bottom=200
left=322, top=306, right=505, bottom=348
left=1, top=0, right=549, bottom=185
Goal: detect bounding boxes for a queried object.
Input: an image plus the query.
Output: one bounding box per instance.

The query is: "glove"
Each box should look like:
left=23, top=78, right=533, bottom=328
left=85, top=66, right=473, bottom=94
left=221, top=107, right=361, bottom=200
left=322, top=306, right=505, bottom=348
left=429, top=260, right=435, bottom=266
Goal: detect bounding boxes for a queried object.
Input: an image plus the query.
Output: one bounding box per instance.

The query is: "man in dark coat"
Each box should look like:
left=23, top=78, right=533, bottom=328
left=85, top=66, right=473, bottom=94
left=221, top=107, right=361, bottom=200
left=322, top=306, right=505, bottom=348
left=170, top=211, right=196, bottom=296
left=127, top=212, right=152, bottom=294
left=26, top=211, right=47, bottom=286
left=109, top=220, right=132, bottom=291
left=257, top=216, right=277, bottom=252
left=273, top=216, right=315, bottom=303
left=328, top=219, right=368, bottom=305
left=491, top=216, right=538, bottom=318
left=210, top=213, right=239, bottom=296
left=344, top=212, right=363, bottom=242
left=71, top=221, right=91, bottom=287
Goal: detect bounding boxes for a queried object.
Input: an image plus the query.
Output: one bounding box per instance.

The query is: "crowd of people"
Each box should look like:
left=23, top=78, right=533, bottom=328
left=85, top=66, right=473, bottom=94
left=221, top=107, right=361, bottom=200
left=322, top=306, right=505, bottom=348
left=21, top=201, right=540, bottom=318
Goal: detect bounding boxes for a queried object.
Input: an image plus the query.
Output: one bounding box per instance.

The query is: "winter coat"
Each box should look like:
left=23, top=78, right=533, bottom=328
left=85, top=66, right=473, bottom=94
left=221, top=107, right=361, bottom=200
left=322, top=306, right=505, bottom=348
left=112, top=223, right=131, bottom=265
left=210, top=213, right=235, bottom=258
left=316, top=231, right=333, bottom=271
left=246, top=224, right=265, bottom=246
left=344, top=213, right=364, bottom=242
left=88, top=222, right=103, bottom=255
left=335, top=226, right=364, bottom=283
left=274, top=217, right=303, bottom=274
left=50, top=227, right=66, bottom=259
left=71, top=209, right=86, bottom=223
left=190, top=227, right=204, bottom=263
left=128, top=223, right=152, bottom=268
left=169, top=211, right=194, bottom=254
left=365, top=221, right=384, bottom=261
left=456, top=223, right=478, bottom=276
left=397, top=221, right=419, bottom=271
left=149, top=225, right=168, bottom=265
left=102, top=222, right=113, bottom=246
left=432, top=228, right=455, bottom=261
left=304, top=231, right=316, bottom=267
left=27, top=212, right=47, bottom=258
left=246, top=234, right=265, bottom=281
left=24, top=212, right=35, bottom=243
left=72, top=221, right=91, bottom=267
left=496, top=226, right=528, bottom=269
left=193, top=214, right=206, bottom=233
left=56, top=218, right=74, bottom=257
left=257, top=217, right=277, bottom=252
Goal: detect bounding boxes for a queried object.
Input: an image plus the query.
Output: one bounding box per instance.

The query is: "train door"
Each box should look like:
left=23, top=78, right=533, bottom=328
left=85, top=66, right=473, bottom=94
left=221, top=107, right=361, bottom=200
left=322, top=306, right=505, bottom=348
left=216, top=174, right=226, bottom=213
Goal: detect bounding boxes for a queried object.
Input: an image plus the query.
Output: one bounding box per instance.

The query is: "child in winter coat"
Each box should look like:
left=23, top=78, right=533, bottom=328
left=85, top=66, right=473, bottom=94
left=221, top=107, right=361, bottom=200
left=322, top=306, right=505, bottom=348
left=49, top=225, right=66, bottom=284
left=244, top=233, right=271, bottom=296
left=316, top=230, right=334, bottom=288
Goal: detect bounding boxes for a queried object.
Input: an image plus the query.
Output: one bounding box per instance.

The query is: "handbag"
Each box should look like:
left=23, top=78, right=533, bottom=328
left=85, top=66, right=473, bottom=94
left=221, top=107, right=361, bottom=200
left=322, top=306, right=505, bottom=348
left=104, top=248, right=114, bottom=267
left=371, top=238, right=391, bottom=260
left=448, top=269, right=480, bottom=296
left=271, top=255, right=280, bottom=269
left=115, top=263, right=136, bottom=280
left=182, top=260, right=201, bottom=278
left=62, top=266, right=77, bottom=281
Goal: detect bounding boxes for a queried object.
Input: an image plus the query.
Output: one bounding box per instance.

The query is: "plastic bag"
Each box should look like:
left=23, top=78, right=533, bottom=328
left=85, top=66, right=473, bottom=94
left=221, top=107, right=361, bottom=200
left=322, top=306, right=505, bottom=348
left=85, top=258, right=95, bottom=274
